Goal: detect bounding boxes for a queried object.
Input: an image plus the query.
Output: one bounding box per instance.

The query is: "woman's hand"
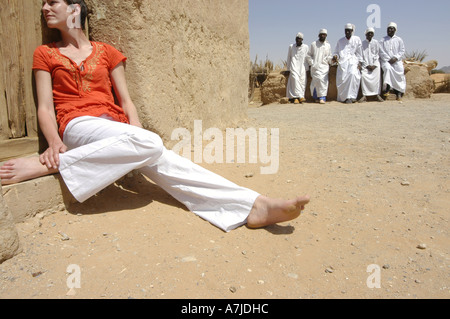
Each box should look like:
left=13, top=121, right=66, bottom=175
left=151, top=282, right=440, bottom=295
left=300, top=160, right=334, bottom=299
left=39, top=140, right=68, bottom=170
left=130, top=119, right=143, bottom=128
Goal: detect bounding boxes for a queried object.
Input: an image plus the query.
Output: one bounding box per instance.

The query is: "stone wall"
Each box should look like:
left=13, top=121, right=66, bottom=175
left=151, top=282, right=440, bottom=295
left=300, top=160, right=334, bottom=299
left=86, top=0, right=250, bottom=144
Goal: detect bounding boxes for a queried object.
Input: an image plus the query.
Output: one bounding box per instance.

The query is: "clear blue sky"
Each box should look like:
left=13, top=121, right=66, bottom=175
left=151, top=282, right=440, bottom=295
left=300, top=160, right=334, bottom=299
left=249, top=0, right=450, bottom=69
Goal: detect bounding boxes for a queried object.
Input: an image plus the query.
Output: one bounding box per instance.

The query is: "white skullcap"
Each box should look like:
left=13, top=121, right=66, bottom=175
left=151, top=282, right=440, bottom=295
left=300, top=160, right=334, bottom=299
left=388, top=22, right=397, bottom=30
left=296, top=32, right=304, bottom=39
left=345, top=23, right=354, bottom=30
left=365, top=27, right=375, bottom=35
left=319, top=29, right=328, bottom=35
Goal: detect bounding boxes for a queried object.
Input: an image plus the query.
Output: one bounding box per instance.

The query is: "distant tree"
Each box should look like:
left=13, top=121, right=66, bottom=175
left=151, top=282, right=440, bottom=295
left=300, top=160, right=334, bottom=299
left=431, top=69, right=445, bottom=74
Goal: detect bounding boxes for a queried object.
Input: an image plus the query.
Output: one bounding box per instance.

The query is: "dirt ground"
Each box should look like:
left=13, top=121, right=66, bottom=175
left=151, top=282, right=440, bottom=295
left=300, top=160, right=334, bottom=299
left=0, top=94, right=449, bottom=300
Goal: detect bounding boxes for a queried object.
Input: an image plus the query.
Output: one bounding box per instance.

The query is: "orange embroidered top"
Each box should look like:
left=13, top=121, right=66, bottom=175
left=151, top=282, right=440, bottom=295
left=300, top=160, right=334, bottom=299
left=32, top=42, right=130, bottom=139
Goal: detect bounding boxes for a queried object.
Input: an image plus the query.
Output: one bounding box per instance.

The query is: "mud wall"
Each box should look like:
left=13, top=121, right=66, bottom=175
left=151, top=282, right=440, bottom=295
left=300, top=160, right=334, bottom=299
left=86, top=0, right=250, bottom=143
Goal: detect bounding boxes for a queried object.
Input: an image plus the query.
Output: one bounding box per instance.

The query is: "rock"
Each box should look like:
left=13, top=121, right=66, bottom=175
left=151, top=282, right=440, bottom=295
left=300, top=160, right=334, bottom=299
left=287, top=273, right=299, bottom=279
left=181, top=256, right=197, bottom=263
left=58, top=232, right=70, bottom=241
left=0, top=185, right=21, bottom=264
left=404, top=62, right=435, bottom=99
left=325, top=267, right=334, bottom=273
left=417, top=243, right=427, bottom=250
left=280, top=97, right=290, bottom=104
left=401, top=181, right=410, bottom=186
left=31, top=271, right=44, bottom=278
left=424, top=60, right=438, bottom=74
left=261, top=72, right=288, bottom=105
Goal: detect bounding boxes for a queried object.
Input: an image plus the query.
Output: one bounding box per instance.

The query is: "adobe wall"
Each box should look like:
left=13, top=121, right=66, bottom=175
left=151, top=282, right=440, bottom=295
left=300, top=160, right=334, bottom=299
left=86, top=0, right=250, bottom=143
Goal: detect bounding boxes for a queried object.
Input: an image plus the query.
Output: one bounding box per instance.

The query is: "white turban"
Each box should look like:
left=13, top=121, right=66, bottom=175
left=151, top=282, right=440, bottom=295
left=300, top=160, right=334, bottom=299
left=296, top=32, right=304, bottom=39
left=345, top=23, right=355, bottom=31
left=388, top=22, right=397, bottom=30
left=365, top=27, right=375, bottom=35
left=319, top=29, right=328, bottom=35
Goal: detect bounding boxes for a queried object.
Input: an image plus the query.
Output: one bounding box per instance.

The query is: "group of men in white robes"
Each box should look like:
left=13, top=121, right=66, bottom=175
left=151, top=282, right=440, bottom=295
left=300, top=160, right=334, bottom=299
left=286, top=30, right=331, bottom=104
left=285, top=22, right=406, bottom=104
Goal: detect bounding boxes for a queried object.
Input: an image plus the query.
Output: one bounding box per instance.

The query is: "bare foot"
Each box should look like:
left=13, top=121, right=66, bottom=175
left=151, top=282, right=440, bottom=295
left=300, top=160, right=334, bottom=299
left=247, top=195, right=310, bottom=229
left=0, top=157, right=58, bottom=186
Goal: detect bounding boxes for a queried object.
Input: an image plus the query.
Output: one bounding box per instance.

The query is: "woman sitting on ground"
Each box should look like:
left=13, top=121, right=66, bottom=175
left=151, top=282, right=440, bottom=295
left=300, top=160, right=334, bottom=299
left=0, top=0, right=310, bottom=232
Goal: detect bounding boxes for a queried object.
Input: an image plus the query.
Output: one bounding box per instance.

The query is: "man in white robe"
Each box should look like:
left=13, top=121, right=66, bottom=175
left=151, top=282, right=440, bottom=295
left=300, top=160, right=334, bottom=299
left=379, top=22, right=406, bottom=101
left=333, top=24, right=363, bottom=103
left=286, top=32, right=309, bottom=104
left=307, top=29, right=332, bottom=104
left=359, top=28, right=384, bottom=103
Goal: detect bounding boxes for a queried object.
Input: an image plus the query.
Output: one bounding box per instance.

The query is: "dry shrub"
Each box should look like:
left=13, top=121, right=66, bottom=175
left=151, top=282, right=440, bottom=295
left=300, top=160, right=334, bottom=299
left=249, top=55, right=274, bottom=99
left=404, top=50, right=428, bottom=62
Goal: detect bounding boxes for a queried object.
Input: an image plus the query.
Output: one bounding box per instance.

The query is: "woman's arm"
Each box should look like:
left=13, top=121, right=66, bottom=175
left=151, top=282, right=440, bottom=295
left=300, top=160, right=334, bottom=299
left=34, top=69, right=67, bottom=169
left=110, top=62, right=143, bottom=128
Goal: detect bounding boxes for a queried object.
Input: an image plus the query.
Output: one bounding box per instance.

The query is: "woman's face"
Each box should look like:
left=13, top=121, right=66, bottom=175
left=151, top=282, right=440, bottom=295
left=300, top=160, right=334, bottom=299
left=41, top=0, right=71, bottom=29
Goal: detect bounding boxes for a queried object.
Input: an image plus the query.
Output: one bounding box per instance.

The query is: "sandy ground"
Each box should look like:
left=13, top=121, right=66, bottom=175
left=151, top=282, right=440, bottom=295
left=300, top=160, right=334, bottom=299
left=0, top=94, right=449, bottom=300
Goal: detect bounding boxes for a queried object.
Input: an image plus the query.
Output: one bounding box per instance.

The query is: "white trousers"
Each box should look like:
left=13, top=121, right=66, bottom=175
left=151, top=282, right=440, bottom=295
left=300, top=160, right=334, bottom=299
left=58, top=116, right=260, bottom=232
